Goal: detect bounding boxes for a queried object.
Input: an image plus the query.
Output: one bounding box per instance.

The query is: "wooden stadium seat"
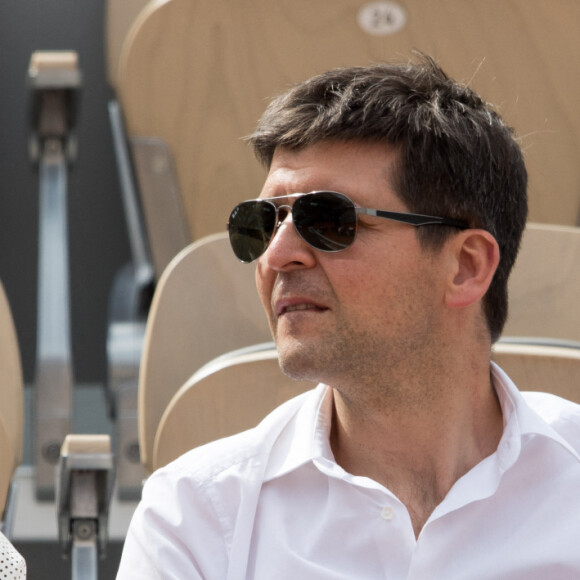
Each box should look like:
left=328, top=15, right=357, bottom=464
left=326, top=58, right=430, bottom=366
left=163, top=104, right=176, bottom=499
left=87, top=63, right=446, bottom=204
left=0, top=421, right=15, bottom=531
left=106, top=2, right=189, bottom=491
left=138, top=232, right=271, bottom=472
left=492, top=341, right=580, bottom=404
left=504, top=222, right=580, bottom=342
left=106, top=0, right=192, bottom=280
left=117, top=0, right=580, bottom=246
left=0, top=282, right=24, bottom=528
left=105, top=0, right=155, bottom=90
left=152, top=345, right=315, bottom=471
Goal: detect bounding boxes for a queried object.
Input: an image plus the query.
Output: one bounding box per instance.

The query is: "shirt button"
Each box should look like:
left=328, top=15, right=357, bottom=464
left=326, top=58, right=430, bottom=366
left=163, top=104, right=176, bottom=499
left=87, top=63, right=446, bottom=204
left=381, top=506, right=394, bottom=521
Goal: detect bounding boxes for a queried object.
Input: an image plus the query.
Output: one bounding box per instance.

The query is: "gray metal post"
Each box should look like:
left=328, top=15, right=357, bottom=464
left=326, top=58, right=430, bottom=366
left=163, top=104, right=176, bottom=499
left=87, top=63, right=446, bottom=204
left=107, top=100, right=153, bottom=499
left=57, top=434, right=115, bottom=580
left=35, top=137, right=74, bottom=500
left=27, top=51, right=81, bottom=500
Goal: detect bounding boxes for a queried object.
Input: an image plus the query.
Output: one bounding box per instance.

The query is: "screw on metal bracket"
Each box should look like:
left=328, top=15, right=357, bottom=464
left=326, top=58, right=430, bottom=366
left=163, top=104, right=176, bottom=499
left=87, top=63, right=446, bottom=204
left=72, top=519, right=97, bottom=541
left=125, top=440, right=141, bottom=464
left=42, top=440, right=63, bottom=465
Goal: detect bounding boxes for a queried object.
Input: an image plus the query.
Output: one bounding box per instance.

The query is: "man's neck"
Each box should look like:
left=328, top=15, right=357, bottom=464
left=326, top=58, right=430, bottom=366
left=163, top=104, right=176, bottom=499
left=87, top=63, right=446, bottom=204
left=329, top=361, right=503, bottom=537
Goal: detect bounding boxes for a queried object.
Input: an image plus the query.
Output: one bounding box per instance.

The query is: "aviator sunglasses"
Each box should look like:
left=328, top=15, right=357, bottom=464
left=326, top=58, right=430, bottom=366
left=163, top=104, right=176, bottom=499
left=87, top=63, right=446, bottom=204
left=227, top=191, right=469, bottom=263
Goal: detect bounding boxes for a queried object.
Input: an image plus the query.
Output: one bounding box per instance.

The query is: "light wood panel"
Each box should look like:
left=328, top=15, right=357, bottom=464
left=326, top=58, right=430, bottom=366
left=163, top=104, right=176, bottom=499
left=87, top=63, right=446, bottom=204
left=493, top=342, right=580, bottom=403
left=105, top=0, right=156, bottom=88
left=0, top=283, right=23, bottom=517
left=0, top=284, right=23, bottom=473
left=153, top=348, right=315, bottom=470
left=138, top=232, right=271, bottom=470
left=0, top=421, right=14, bottom=521
left=505, top=222, right=580, bottom=342
left=118, top=0, right=580, bottom=240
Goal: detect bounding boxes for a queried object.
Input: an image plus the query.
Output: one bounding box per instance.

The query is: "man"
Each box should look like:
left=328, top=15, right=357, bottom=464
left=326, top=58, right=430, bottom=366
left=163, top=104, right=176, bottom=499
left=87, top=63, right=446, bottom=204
left=118, top=56, right=580, bottom=578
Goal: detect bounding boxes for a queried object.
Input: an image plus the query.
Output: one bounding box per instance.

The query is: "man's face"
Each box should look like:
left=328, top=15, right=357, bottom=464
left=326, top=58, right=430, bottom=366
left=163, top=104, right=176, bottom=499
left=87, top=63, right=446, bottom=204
left=255, top=140, right=448, bottom=390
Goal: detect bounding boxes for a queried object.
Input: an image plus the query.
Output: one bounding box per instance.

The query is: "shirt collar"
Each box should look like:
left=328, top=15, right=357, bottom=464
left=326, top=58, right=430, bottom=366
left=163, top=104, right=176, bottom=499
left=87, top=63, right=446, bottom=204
left=491, top=362, right=580, bottom=466
left=263, top=383, right=331, bottom=481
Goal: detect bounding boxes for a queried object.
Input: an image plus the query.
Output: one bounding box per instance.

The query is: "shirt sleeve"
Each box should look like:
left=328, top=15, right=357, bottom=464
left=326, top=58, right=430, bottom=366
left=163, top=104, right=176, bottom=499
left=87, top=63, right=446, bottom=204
left=116, top=464, right=229, bottom=580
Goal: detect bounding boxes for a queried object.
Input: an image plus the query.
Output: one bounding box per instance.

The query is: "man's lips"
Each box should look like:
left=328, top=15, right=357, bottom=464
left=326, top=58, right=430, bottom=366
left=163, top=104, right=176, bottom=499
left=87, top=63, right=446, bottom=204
left=275, top=298, right=329, bottom=317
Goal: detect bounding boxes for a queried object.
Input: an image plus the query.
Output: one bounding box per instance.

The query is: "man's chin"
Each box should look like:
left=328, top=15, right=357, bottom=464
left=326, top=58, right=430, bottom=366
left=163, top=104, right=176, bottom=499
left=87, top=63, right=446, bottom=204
left=276, top=341, right=321, bottom=383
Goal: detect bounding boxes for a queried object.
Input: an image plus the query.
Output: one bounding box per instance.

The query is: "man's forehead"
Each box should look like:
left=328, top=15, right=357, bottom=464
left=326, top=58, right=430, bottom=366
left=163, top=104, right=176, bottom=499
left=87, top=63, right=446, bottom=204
left=262, top=141, right=401, bottom=206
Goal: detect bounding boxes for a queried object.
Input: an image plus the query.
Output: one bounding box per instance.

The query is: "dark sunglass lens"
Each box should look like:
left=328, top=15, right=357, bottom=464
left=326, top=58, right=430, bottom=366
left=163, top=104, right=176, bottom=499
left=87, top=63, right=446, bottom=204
left=228, top=201, right=277, bottom=262
left=293, top=192, right=357, bottom=251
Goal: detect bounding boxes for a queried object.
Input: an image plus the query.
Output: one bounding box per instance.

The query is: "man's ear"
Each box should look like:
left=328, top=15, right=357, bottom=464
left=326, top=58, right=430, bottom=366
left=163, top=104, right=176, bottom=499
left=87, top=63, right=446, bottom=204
left=444, top=229, right=500, bottom=309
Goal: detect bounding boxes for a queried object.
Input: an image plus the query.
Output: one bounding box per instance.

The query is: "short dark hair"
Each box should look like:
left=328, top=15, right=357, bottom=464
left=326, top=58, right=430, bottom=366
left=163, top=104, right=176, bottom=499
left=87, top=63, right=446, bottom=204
left=248, top=55, right=528, bottom=343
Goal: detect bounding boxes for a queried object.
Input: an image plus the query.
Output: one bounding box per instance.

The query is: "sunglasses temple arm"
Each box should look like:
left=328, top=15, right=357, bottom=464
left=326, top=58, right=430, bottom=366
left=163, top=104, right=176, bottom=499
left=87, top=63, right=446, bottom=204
left=359, top=208, right=468, bottom=229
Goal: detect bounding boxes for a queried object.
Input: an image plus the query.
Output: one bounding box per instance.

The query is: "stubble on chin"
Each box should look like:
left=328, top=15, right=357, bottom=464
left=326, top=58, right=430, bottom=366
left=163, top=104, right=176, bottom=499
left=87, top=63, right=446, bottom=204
left=273, top=323, right=358, bottom=385
left=274, top=311, right=441, bottom=410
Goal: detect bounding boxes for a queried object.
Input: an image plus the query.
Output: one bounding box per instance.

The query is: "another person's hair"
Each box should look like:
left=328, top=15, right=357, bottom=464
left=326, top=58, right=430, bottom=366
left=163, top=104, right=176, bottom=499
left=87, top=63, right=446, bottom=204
left=248, top=55, right=528, bottom=343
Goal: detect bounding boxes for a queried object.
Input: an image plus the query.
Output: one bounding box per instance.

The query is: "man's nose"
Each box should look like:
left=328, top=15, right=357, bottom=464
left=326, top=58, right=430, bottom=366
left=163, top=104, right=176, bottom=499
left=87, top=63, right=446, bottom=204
left=261, top=211, right=316, bottom=271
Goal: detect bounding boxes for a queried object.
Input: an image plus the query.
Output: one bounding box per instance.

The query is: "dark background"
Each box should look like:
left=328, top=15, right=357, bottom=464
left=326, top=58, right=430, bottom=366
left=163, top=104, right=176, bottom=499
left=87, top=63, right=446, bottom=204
left=0, top=0, right=130, bottom=387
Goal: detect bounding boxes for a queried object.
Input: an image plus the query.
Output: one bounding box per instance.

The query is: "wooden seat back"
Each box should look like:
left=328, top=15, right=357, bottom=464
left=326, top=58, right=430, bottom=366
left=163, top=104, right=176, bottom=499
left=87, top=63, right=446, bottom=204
left=118, top=0, right=580, bottom=243
left=105, top=0, right=155, bottom=89
left=493, top=341, right=580, bottom=403
left=138, top=232, right=271, bottom=470
left=505, top=222, right=580, bottom=342
left=0, top=283, right=24, bottom=517
left=153, top=346, right=315, bottom=470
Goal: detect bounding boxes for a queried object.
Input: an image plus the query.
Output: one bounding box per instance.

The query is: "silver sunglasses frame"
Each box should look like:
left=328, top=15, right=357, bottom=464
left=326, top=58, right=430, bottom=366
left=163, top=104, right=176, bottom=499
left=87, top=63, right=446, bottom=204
left=228, top=191, right=469, bottom=262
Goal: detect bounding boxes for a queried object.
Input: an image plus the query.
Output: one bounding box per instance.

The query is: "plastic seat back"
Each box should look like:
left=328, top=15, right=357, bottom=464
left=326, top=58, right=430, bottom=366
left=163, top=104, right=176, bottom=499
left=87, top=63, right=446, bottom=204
left=504, top=222, right=580, bottom=342
left=493, top=341, right=580, bottom=403
left=0, top=283, right=24, bottom=520
left=105, top=0, right=155, bottom=89
left=152, top=345, right=315, bottom=470
left=118, top=0, right=580, bottom=244
left=138, top=232, right=271, bottom=471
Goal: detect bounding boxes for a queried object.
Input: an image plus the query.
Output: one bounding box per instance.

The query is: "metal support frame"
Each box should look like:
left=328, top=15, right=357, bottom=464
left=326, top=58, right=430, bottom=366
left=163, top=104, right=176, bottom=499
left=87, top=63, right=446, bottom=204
left=57, top=434, right=115, bottom=580
left=107, top=101, right=190, bottom=499
left=107, top=100, right=153, bottom=499
left=27, top=51, right=81, bottom=500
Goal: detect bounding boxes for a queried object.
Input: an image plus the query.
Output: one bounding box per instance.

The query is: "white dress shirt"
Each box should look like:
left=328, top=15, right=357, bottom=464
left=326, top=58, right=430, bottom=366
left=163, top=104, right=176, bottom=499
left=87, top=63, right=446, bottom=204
left=117, top=363, right=580, bottom=579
